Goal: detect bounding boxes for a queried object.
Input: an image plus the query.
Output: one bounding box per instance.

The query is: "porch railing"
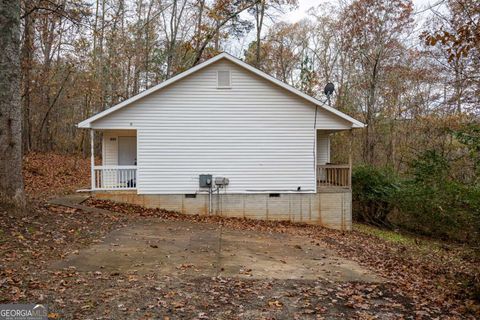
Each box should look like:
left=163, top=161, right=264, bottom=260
left=317, top=164, right=351, bottom=189
left=92, top=166, right=137, bottom=190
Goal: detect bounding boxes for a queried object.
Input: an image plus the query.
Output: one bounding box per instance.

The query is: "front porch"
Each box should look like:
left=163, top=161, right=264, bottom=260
left=317, top=164, right=351, bottom=191
left=315, top=129, right=352, bottom=192
left=93, top=166, right=137, bottom=190
left=90, top=129, right=137, bottom=191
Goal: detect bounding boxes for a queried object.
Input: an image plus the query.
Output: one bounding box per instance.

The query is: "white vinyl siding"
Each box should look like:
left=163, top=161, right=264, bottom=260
left=316, top=132, right=330, bottom=165
left=92, top=59, right=351, bottom=194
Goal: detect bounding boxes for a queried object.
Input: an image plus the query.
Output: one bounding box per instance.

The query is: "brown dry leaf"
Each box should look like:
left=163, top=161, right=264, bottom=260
left=47, top=312, right=61, bottom=319
left=268, top=300, right=283, bottom=308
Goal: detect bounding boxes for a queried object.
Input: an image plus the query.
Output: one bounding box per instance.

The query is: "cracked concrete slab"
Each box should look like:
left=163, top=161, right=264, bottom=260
left=55, top=219, right=382, bottom=282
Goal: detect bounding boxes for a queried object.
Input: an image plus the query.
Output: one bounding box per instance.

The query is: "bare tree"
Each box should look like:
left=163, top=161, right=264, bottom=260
left=192, top=0, right=259, bottom=65
left=249, top=0, right=297, bottom=67
left=339, top=0, right=414, bottom=164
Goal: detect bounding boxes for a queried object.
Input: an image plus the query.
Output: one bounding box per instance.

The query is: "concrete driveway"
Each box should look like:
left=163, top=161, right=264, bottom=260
left=57, top=219, right=381, bottom=282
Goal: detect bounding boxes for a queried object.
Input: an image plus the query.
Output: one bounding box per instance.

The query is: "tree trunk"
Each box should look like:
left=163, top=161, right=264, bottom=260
left=192, top=1, right=259, bottom=66
left=166, top=0, right=178, bottom=78
left=21, top=0, right=34, bottom=153
left=255, top=0, right=265, bottom=67
left=363, top=55, right=379, bottom=164
left=0, top=0, right=25, bottom=206
left=194, top=0, right=205, bottom=54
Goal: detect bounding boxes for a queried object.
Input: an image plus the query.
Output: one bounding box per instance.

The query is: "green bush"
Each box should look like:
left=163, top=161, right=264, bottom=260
left=396, top=150, right=479, bottom=241
left=352, top=150, right=480, bottom=243
left=351, top=165, right=400, bottom=227
left=395, top=180, right=475, bottom=241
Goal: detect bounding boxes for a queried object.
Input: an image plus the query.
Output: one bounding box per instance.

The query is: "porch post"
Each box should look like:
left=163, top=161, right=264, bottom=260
left=348, top=129, right=353, bottom=189
left=90, top=129, right=95, bottom=190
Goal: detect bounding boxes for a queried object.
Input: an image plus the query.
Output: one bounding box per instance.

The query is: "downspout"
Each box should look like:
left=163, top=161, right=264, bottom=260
left=209, top=185, right=212, bottom=215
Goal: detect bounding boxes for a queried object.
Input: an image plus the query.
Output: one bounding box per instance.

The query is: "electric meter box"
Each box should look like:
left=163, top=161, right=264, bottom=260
left=199, top=174, right=213, bottom=188
left=215, top=177, right=230, bottom=186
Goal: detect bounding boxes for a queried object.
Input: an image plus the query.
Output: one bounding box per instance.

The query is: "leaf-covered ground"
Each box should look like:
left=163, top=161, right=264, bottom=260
left=0, top=152, right=478, bottom=319
left=23, top=152, right=91, bottom=200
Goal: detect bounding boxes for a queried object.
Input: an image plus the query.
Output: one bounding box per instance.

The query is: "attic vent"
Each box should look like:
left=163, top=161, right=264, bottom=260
left=217, top=70, right=231, bottom=88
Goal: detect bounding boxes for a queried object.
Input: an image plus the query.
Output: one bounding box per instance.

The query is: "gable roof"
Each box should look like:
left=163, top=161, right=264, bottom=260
left=78, top=52, right=365, bottom=128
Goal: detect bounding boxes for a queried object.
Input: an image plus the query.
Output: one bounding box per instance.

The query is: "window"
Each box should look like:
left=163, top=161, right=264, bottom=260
left=217, top=70, right=231, bottom=88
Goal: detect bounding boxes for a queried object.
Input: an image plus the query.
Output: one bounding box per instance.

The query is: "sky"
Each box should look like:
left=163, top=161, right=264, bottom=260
left=281, top=0, right=438, bottom=23
left=228, top=0, right=443, bottom=56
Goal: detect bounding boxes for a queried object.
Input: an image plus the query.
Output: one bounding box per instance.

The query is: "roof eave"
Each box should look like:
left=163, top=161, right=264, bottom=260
left=77, top=121, right=91, bottom=128
left=352, top=123, right=366, bottom=128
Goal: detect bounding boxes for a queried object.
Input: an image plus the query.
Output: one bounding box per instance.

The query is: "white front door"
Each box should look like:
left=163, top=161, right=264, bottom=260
left=118, top=136, right=137, bottom=165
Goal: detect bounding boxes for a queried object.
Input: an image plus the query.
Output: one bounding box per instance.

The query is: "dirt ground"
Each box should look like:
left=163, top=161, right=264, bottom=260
left=0, top=195, right=477, bottom=319
left=47, top=218, right=405, bottom=319
left=56, top=219, right=381, bottom=283
left=1, top=201, right=412, bottom=319
left=0, top=152, right=478, bottom=319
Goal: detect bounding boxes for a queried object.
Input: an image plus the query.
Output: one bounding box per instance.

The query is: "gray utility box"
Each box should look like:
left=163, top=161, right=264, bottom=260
left=199, top=174, right=213, bottom=188
left=215, top=177, right=230, bottom=186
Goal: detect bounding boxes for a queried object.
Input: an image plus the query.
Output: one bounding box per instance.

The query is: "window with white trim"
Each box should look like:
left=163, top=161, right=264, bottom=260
left=217, top=70, right=231, bottom=88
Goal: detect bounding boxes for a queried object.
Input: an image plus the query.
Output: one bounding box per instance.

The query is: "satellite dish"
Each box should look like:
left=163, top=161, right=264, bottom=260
left=324, top=82, right=335, bottom=96
left=324, top=83, right=335, bottom=107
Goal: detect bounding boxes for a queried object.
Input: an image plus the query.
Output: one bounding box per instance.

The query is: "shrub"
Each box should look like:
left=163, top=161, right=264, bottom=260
left=351, top=165, right=400, bottom=227
left=395, top=179, right=472, bottom=241
left=352, top=150, right=480, bottom=244
left=395, top=150, right=480, bottom=242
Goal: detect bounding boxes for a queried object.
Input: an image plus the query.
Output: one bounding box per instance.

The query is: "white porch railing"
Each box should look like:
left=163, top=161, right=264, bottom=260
left=92, top=166, right=137, bottom=190
left=317, top=164, right=351, bottom=189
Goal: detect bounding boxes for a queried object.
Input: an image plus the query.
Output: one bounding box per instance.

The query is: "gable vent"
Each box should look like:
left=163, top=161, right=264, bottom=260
left=217, top=70, right=231, bottom=88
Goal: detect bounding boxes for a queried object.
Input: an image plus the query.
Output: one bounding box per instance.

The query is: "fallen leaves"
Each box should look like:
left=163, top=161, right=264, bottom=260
left=0, top=152, right=477, bottom=318
left=268, top=300, right=283, bottom=308
left=23, top=152, right=91, bottom=200
left=84, top=198, right=480, bottom=318
left=175, top=264, right=196, bottom=271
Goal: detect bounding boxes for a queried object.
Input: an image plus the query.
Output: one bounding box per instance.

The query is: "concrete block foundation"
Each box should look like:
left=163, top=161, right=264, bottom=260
left=93, top=191, right=352, bottom=230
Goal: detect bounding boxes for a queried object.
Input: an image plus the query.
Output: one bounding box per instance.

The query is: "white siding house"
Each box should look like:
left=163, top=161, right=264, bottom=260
left=78, top=53, right=364, bottom=229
